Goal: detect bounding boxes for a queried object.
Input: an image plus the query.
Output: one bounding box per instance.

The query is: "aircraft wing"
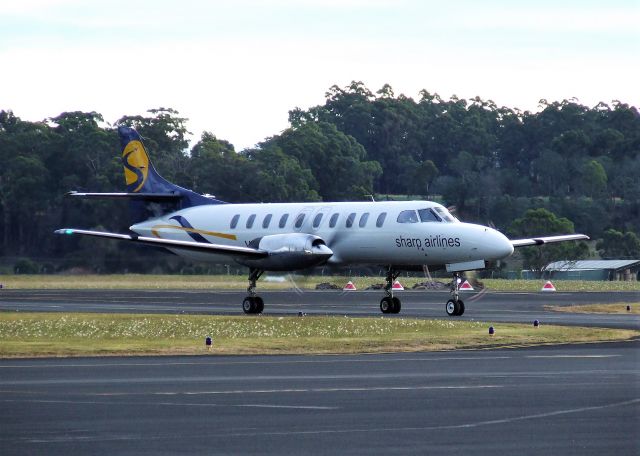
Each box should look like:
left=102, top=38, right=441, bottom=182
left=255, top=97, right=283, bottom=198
left=55, top=228, right=268, bottom=258
left=510, top=234, right=589, bottom=248
left=65, top=191, right=181, bottom=201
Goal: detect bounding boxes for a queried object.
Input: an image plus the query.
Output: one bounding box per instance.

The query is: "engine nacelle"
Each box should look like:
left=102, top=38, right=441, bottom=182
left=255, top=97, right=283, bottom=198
left=237, top=233, right=333, bottom=271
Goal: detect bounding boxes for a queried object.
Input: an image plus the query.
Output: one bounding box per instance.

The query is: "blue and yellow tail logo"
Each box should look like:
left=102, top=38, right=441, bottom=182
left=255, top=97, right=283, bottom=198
left=122, top=140, right=149, bottom=192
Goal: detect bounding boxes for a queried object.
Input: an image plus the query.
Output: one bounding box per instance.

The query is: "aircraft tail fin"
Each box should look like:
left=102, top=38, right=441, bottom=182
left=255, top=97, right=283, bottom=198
left=118, top=126, right=224, bottom=222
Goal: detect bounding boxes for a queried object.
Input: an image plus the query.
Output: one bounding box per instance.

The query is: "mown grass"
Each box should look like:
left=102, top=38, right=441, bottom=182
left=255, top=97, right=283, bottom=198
left=1, top=274, right=639, bottom=292
left=0, top=312, right=637, bottom=358
left=548, top=303, right=640, bottom=315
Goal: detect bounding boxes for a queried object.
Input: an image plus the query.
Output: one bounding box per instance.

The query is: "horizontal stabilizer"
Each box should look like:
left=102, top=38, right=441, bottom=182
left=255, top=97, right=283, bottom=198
left=65, top=191, right=182, bottom=201
left=510, top=234, right=589, bottom=248
left=55, top=228, right=268, bottom=258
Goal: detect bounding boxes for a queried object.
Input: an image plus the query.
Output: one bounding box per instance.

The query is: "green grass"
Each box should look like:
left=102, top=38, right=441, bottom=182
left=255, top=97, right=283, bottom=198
left=548, top=303, right=640, bottom=315
left=1, top=274, right=640, bottom=292
left=481, top=279, right=640, bottom=292
left=0, top=312, right=637, bottom=358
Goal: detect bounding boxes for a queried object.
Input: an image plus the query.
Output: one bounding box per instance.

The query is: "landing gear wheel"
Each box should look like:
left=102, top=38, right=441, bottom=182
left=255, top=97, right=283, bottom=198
left=391, top=297, right=401, bottom=314
left=243, top=297, right=255, bottom=314
left=255, top=296, right=264, bottom=314
left=457, top=300, right=465, bottom=316
left=446, top=299, right=459, bottom=317
left=243, top=297, right=264, bottom=314
left=380, top=297, right=393, bottom=314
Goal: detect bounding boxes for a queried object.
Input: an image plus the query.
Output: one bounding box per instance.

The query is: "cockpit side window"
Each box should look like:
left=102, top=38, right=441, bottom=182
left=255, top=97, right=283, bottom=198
left=397, top=210, right=419, bottom=223
left=418, top=208, right=442, bottom=222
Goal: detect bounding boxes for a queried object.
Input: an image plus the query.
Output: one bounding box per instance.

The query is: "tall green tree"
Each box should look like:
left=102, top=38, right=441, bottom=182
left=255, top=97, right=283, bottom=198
left=262, top=121, right=381, bottom=201
left=596, top=229, right=640, bottom=259
left=509, top=208, right=589, bottom=272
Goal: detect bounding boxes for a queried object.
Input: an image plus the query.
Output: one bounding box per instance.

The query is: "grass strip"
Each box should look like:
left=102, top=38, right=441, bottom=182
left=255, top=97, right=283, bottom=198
left=548, top=303, right=640, bottom=314
left=0, top=312, right=637, bottom=358
left=1, top=275, right=640, bottom=292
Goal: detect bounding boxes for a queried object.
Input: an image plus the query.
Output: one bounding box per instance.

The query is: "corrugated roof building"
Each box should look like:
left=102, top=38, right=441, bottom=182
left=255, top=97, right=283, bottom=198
left=541, top=260, right=640, bottom=281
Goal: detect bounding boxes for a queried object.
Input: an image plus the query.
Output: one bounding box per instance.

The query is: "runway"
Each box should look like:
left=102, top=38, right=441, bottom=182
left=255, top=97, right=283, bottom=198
left=1, top=343, right=638, bottom=455
left=1, top=289, right=639, bottom=454
left=1, top=288, right=639, bottom=330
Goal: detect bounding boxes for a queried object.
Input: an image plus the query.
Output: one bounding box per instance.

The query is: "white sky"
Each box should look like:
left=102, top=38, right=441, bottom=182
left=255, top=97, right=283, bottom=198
left=1, top=0, right=638, bottom=150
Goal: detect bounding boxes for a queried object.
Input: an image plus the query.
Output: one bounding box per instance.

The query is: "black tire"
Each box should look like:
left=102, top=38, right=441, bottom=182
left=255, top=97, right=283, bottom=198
left=255, top=297, right=264, bottom=314
left=458, top=300, right=465, bottom=316
left=446, top=299, right=458, bottom=317
left=380, top=297, right=392, bottom=314
left=242, top=297, right=254, bottom=314
left=392, top=297, right=401, bottom=314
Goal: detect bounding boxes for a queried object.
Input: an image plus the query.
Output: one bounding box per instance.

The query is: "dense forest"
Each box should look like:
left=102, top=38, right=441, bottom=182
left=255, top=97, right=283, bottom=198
left=1, top=82, right=639, bottom=274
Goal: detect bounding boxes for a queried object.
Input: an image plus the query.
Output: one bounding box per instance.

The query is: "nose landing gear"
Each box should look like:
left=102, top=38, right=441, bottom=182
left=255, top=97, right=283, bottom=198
left=446, top=272, right=465, bottom=316
left=380, top=267, right=401, bottom=314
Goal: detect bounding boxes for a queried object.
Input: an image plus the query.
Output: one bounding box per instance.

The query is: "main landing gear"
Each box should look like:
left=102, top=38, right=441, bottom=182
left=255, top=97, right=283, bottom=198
left=380, top=267, right=401, bottom=314
left=242, top=268, right=264, bottom=314
left=446, top=272, right=465, bottom=317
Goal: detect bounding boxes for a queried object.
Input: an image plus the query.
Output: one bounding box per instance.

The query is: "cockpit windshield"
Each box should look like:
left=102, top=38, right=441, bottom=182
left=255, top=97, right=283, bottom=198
left=397, top=206, right=458, bottom=224
left=433, top=206, right=457, bottom=222
left=418, top=208, right=441, bottom=222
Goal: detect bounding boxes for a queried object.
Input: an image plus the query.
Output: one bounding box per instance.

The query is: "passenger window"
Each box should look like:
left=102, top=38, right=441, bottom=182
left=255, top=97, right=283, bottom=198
left=418, top=208, right=441, bottom=222
left=346, top=213, right=356, bottom=228
left=230, top=214, right=240, bottom=229
left=279, top=214, right=289, bottom=228
left=359, top=213, right=369, bottom=228
left=329, top=213, right=339, bottom=228
left=313, top=213, right=323, bottom=228
left=294, top=213, right=305, bottom=228
left=376, top=212, right=387, bottom=228
left=397, top=210, right=419, bottom=223
left=262, top=214, right=272, bottom=229
left=246, top=214, right=256, bottom=229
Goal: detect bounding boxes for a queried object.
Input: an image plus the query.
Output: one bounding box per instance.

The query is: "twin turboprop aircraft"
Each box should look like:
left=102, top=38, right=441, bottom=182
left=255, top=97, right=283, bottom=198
left=56, top=127, right=589, bottom=316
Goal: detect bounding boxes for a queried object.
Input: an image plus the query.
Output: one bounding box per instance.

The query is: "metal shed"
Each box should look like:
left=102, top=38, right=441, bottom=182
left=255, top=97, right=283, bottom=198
left=542, top=260, right=640, bottom=281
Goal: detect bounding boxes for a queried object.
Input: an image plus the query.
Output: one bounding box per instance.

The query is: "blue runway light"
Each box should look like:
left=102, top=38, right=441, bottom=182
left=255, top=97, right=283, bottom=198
left=489, top=326, right=495, bottom=335
left=533, top=320, right=540, bottom=327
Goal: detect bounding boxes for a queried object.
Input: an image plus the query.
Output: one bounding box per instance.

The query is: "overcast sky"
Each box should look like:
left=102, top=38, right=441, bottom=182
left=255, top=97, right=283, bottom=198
left=1, top=0, right=638, bottom=150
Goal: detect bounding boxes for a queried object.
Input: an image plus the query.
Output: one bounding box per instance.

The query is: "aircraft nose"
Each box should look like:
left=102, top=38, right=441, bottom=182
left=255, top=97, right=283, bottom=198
left=489, top=228, right=514, bottom=259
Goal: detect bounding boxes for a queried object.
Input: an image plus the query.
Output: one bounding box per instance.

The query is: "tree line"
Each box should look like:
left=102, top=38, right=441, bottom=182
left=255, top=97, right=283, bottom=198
left=1, top=82, right=639, bottom=274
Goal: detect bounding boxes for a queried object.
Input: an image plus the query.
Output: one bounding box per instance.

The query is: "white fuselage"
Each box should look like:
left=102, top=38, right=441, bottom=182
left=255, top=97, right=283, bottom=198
left=131, top=200, right=514, bottom=269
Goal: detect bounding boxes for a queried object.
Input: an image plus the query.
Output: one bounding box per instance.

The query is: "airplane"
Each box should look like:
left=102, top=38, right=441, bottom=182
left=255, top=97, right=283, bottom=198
left=56, top=126, right=589, bottom=316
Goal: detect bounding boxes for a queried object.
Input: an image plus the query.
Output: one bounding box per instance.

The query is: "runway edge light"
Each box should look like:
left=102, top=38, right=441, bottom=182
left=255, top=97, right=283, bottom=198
left=489, top=326, right=495, bottom=336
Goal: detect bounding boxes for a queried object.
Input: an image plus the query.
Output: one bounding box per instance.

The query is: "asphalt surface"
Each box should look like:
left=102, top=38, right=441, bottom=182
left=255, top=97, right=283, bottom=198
left=1, top=288, right=639, bottom=329
left=1, top=288, right=639, bottom=454
left=1, top=343, right=638, bottom=455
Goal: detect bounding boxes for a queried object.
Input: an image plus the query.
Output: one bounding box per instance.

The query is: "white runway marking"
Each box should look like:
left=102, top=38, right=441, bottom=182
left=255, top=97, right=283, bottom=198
left=95, top=384, right=502, bottom=396
left=525, top=354, right=620, bottom=359
left=223, top=398, right=640, bottom=437
left=0, top=398, right=337, bottom=410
